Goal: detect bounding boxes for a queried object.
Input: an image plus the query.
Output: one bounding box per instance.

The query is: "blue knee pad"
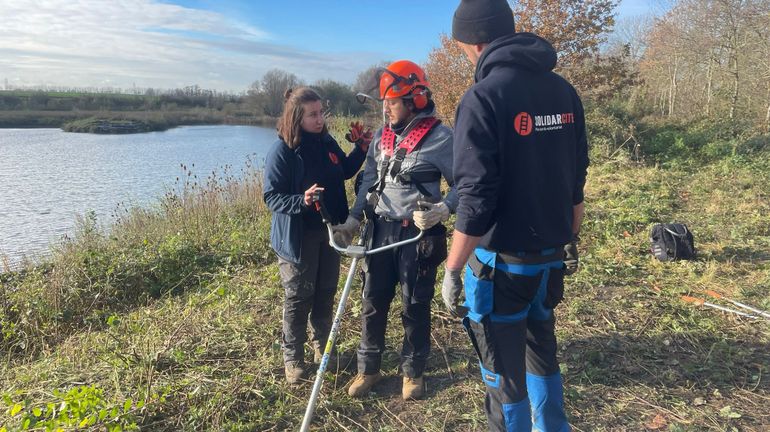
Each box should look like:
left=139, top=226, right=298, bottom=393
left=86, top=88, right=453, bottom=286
left=527, top=372, right=570, bottom=432
left=502, top=398, right=532, bottom=431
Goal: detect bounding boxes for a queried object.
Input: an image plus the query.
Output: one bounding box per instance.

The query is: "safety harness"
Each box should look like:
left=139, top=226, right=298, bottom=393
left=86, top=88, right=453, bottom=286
left=364, top=117, right=441, bottom=218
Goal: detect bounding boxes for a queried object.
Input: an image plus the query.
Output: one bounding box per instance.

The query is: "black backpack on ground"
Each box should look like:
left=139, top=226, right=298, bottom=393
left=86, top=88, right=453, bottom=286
left=650, top=223, right=696, bottom=261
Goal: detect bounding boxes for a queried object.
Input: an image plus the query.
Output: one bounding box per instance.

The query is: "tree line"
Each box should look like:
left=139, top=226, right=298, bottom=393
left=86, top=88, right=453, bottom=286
left=640, top=0, right=770, bottom=131
left=0, top=72, right=380, bottom=119
left=244, top=68, right=381, bottom=118
left=424, top=0, right=770, bottom=134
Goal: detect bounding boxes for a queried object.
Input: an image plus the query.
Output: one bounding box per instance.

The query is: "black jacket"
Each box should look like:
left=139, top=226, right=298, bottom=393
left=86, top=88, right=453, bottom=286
left=453, top=33, right=589, bottom=253
left=263, top=131, right=365, bottom=262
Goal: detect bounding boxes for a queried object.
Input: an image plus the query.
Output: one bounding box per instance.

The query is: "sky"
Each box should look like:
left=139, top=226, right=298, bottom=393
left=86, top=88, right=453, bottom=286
left=0, top=0, right=662, bottom=93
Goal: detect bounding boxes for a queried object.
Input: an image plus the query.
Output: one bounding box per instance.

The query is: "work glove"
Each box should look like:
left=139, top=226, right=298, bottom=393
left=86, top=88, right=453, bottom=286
left=442, top=268, right=468, bottom=318
left=332, top=216, right=360, bottom=247
left=564, top=234, right=579, bottom=275
left=413, top=201, right=450, bottom=231
left=332, top=226, right=353, bottom=248
left=345, top=121, right=373, bottom=152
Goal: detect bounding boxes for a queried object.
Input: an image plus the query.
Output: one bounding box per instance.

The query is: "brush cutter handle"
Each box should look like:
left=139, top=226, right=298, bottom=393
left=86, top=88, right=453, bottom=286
left=365, top=229, right=423, bottom=255
left=311, top=190, right=332, bottom=224
left=325, top=221, right=424, bottom=257
left=323, top=200, right=425, bottom=257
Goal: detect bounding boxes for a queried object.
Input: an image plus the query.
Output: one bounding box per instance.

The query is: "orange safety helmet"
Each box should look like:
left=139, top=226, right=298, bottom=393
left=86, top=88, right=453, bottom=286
left=378, top=60, right=431, bottom=110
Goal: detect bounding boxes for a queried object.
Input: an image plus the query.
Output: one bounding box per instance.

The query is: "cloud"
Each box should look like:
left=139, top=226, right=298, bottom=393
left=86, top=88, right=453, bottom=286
left=0, top=0, right=383, bottom=91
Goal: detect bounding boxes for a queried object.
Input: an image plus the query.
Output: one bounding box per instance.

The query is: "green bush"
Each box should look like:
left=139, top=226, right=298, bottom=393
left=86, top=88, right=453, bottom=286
left=2, top=385, right=139, bottom=431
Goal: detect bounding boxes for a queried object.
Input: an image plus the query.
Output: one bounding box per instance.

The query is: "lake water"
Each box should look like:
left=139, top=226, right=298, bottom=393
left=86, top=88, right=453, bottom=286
left=0, top=125, right=277, bottom=269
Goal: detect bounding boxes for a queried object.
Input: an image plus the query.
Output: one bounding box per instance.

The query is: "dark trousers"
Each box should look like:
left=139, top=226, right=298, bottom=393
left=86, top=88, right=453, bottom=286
left=357, top=218, right=446, bottom=378
left=463, top=247, right=570, bottom=432
left=278, top=228, right=340, bottom=363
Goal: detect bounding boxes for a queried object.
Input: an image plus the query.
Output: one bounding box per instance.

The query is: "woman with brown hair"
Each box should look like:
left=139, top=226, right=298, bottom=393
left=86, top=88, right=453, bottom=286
left=263, top=87, right=370, bottom=385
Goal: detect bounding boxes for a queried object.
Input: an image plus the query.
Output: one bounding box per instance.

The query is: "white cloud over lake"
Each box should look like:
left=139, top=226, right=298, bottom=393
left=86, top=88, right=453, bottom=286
left=0, top=0, right=382, bottom=91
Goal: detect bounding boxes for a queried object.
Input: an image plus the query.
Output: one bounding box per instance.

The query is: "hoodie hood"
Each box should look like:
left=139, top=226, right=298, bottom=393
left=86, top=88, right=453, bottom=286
left=475, top=32, right=557, bottom=82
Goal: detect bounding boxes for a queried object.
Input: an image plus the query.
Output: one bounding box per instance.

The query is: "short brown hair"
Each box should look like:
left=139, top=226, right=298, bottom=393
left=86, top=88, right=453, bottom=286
left=277, top=87, right=325, bottom=149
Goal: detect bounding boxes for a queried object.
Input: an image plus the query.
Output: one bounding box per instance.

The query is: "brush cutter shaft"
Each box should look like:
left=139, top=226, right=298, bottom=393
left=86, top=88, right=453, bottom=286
left=682, top=296, right=758, bottom=319
left=302, top=222, right=423, bottom=431
left=704, top=291, right=770, bottom=320
left=724, top=299, right=770, bottom=319
left=702, top=300, right=758, bottom=319
left=300, top=256, right=359, bottom=432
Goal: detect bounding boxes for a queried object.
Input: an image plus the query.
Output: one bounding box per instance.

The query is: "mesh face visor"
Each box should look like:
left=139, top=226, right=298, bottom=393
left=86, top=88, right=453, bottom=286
left=356, top=68, right=420, bottom=104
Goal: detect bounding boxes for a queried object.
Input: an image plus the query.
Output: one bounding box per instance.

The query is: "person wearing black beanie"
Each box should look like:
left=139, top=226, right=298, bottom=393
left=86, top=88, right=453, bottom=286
left=442, top=1, right=588, bottom=431
left=452, top=0, right=515, bottom=45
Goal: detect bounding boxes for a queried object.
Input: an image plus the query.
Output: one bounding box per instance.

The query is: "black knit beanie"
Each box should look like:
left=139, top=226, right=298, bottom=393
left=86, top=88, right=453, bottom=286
left=452, top=0, right=515, bottom=45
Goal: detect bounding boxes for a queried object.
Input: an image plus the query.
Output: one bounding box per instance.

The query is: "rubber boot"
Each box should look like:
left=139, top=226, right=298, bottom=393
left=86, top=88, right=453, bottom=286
left=284, top=361, right=306, bottom=386
left=526, top=372, right=570, bottom=432
left=347, top=372, right=382, bottom=398
left=402, top=376, right=425, bottom=400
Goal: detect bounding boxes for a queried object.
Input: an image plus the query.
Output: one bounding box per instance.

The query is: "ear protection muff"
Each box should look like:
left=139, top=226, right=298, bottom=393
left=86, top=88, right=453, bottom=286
left=410, top=85, right=431, bottom=110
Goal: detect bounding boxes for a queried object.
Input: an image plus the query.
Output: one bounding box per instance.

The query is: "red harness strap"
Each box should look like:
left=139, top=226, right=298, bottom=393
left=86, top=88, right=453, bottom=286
left=379, top=117, right=440, bottom=157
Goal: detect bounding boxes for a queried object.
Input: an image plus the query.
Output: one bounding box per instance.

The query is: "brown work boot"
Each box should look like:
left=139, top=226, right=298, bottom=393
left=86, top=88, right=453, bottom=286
left=284, top=361, right=305, bottom=386
left=402, top=376, right=425, bottom=400
left=347, top=372, right=383, bottom=398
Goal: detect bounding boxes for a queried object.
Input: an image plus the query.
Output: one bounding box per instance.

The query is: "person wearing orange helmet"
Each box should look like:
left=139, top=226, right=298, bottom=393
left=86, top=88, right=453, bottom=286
left=335, top=60, right=457, bottom=400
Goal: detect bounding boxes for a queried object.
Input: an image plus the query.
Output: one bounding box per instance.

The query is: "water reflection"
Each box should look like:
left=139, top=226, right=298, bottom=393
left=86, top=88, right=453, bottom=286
left=0, top=125, right=275, bottom=269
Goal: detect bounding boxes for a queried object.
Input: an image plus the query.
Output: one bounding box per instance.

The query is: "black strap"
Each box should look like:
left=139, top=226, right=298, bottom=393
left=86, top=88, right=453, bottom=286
left=365, top=152, right=392, bottom=219
left=389, top=147, right=408, bottom=179
left=366, top=122, right=440, bottom=215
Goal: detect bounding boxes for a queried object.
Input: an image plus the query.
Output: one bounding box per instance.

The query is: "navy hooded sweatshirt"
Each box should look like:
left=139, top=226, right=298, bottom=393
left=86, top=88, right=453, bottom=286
left=453, top=33, right=589, bottom=253
left=263, top=131, right=365, bottom=263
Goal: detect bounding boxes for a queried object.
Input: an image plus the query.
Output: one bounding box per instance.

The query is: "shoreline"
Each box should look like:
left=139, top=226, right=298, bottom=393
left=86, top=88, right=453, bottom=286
left=0, top=111, right=276, bottom=132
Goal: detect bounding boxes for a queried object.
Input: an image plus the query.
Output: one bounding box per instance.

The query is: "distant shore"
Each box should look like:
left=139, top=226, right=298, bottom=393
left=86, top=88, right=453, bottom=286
left=0, top=90, right=277, bottom=133
left=0, top=111, right=276, bottom=133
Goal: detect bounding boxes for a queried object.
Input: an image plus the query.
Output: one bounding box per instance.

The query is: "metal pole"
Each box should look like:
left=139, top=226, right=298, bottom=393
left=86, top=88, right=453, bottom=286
left=682, top=296, right=758, bottom=319
left=299, top=256, right=359, bottom=432
left=705, top=290, right=770, bottom=320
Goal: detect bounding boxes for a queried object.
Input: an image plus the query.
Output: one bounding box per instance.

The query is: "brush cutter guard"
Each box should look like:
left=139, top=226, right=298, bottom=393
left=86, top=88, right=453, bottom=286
left=300, top=192, right=423, bottom=431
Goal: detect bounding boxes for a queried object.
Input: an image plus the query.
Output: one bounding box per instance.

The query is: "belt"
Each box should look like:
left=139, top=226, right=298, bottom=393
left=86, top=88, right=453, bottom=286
left=378, top=215, right=412, bottom=227
left=496, top=248, right=564, bottom=265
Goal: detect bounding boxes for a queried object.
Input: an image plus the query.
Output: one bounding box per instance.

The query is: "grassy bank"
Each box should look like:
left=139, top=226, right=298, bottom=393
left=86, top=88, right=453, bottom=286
left=1, top=116, right=769, bottom=431
left=0, top=110, right=275, bottom=130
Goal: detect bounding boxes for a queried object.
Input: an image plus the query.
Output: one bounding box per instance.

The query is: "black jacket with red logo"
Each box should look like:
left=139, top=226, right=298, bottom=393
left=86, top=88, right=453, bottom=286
left=453, top=32, right=589, bottom=252
left=297, top=130, right=365, bottom=229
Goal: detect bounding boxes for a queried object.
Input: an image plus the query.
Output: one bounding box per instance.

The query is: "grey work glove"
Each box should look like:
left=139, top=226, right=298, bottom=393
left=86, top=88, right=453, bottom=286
left=564, top=234, right=579, bottom=275
left=332, top=227, right=353, bottom=248
left=332, top=216, right=360, bottom=248
left=442, top=268, right=468, bottom=318
left=413, top=201, right=450, bottom=231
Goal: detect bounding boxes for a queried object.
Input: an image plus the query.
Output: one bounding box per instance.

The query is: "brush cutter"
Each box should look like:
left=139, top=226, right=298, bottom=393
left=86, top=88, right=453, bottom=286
left=681, top=295, right=759, bottom=319
left=704, top=290, right=770, bottom=320
left=300, top=192, right=423, bottom=432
